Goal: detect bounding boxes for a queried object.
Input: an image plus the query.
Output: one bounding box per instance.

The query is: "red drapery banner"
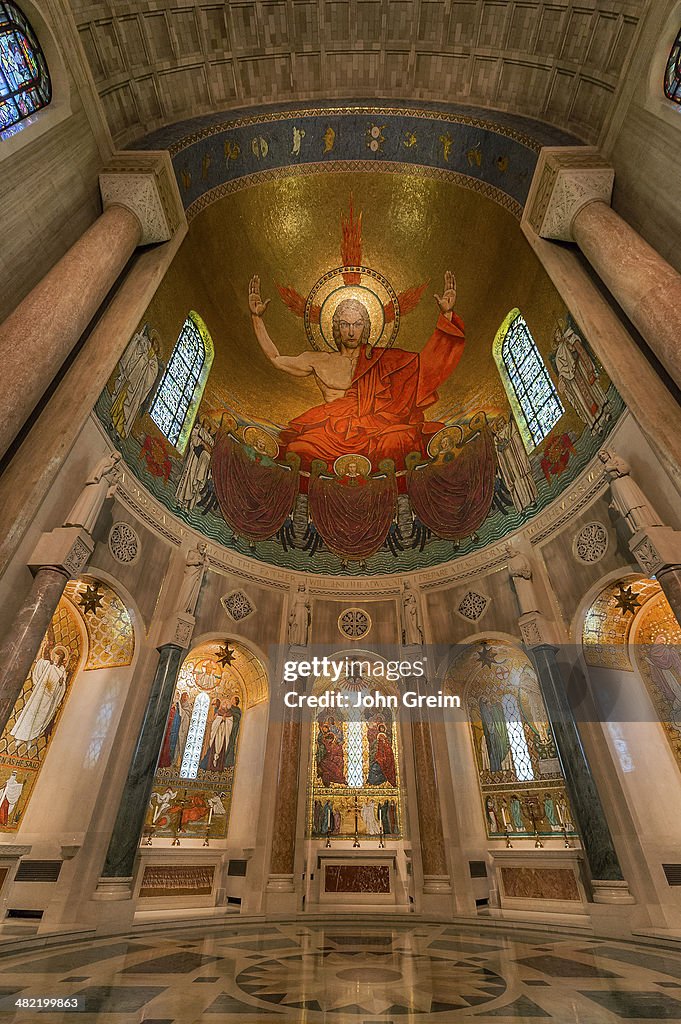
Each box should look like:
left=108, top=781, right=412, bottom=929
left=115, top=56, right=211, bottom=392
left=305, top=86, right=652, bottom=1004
left=407, top=429, right=496, bottom=540
left=211, top=431, right=298, bottom=541
left=308, top=470, right=397, bottom=560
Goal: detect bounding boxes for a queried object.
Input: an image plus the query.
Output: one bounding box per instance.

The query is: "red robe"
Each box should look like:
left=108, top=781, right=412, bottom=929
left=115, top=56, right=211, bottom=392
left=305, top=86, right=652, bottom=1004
left=280, top=313, right=465, bottom=471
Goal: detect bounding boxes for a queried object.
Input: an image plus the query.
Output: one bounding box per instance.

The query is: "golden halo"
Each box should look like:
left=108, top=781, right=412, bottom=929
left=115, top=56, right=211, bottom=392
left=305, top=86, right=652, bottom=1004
left=52, top=644, right=71, bottom=668
left=305, top=266, right=400, bottom=352
left=333, top=453, right=372, bottom=477
left=242, top=425, right=280, bottom=459
left=427, top=425, right=464, bottom=458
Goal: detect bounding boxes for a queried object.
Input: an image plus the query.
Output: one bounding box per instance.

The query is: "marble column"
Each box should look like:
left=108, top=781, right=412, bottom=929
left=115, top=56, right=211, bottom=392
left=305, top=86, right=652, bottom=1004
left=98, top=643, right=184, bottom=891
left=0, top=152, right=186, bottom=580
left=526, top=146, right=681, bottom=393
left=411, top=717, right=450, bottom=893
left=529, top=641, right=625, bottom=886
left=0, top=205, right=141, bottom=461
left=0, top=527, right=93, bottom=736
left=94, top=547, right=204, bottom=899
left=571, top=202, right=681, bottom=391
left=509, top=545, right=632, bottom=901
left=267, top=715, right=302, bottom=890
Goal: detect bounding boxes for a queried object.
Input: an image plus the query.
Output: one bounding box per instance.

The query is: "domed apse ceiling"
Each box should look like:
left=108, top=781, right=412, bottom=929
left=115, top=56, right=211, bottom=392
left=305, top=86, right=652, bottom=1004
left=96, top=107, right=624, bottom=575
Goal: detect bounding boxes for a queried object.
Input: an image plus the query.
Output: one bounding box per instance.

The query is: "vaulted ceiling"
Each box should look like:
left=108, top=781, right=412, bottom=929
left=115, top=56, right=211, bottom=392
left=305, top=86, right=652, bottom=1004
left=70, top=0, right=647, bottom=147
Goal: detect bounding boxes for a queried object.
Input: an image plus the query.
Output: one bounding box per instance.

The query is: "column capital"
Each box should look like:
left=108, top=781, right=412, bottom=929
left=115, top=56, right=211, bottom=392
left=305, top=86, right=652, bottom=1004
left=99, top=151, right=185, bottom=245
left=630, top=526, right=681, bottom=576
left=157, top=613, right=196, bottom=650
left=518, top=612, right=557, bottom=649
left=27, top=526, right=94, bottom=577
left=526, top=146, right=614, bottom=241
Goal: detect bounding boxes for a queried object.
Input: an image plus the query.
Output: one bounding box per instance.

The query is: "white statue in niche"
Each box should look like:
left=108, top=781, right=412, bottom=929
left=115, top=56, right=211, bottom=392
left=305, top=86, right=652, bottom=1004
left=505, top=544, right=540, bottom=615
left=63, top=451, right=122, bottom=535
left=177, top=543, right=208, bottom=616
left=402, top=582, right=424, bottom=645
left=598, top=450, right=663, bottom=533
left=288, top=583, right=311, bottom=647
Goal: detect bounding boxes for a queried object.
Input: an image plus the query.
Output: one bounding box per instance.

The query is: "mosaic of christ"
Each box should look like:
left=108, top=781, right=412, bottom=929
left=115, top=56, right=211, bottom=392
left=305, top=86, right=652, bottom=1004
left=247, top=253, right=464, bottom=471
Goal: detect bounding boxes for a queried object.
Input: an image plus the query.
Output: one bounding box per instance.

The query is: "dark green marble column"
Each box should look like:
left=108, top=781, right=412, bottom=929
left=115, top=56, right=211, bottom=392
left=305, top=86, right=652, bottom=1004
left=531, top=644, right=623, bottom=882
left=101, top=644, right=184, bottom=880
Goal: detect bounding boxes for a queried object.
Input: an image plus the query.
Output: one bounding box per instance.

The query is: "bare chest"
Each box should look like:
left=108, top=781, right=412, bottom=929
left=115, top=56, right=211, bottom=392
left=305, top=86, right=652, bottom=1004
left=310, top=352, right=358, bottom=393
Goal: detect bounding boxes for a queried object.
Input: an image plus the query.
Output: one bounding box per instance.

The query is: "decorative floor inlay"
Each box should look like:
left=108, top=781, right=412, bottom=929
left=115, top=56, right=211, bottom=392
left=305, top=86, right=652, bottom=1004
left=2, top=920, right=681, bottom=1021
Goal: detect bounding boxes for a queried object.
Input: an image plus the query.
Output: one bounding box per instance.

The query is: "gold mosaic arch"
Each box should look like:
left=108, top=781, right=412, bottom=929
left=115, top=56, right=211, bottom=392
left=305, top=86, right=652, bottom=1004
left=64, top=574, right=135, bottom=671
left=443, top=639, right=574, bottom=839
left=183, top=637, right=269, bottom=709
left=632, top=592, right=681, bottom=774
left=581, top=573, right=661, bottom=671
left=0, top=595, right=86, bottom=832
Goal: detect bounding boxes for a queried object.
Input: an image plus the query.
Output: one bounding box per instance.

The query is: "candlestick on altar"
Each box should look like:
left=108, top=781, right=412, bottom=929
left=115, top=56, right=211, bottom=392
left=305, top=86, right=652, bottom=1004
left=563, top=823, right=572, bottom=848
left=353, top=794, right=360, bottom=848
left=505, top=827, right=513, bottom=849
left=378, top=822, right=385, bottom=849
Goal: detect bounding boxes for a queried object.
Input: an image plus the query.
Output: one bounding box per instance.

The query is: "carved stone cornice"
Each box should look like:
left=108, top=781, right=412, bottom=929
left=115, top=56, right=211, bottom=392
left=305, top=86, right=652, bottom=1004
left=99, top=151, right=186, bottom=245
left=525, top=146, right=614, bottom=242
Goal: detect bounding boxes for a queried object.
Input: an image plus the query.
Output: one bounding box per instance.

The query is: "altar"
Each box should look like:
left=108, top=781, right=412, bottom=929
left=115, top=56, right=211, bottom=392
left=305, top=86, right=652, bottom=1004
left=310, top=849, right=409, bottom=907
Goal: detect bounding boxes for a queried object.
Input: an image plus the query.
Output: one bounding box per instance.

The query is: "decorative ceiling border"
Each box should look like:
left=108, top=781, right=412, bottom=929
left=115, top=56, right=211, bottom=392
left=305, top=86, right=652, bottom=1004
left=167, top=105, right=544, bottom=156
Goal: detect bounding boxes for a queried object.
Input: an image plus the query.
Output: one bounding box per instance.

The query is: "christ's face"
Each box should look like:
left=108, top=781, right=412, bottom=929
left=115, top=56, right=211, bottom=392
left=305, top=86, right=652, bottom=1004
left=333, top=300, right=370, bottom=350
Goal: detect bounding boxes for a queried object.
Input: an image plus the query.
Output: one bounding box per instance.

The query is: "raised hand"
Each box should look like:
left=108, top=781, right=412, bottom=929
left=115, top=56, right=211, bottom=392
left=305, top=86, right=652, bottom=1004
left=249, top=275, right=271, bottom=317
left=434, top=270, right=457, bottom=315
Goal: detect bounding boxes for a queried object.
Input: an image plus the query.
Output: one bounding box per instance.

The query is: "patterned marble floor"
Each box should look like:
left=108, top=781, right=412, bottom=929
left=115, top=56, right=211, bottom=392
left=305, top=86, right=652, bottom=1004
left=3, top=919, right=681, bottom=1022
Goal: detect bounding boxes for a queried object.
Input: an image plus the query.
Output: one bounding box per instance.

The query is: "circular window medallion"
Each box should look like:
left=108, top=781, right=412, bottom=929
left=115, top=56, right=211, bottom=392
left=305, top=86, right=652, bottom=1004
left=573, top=521, right=609, bottom=564
left=338, top=607, right=372, bottom=640
left=108, top=521, right=141, bottom=564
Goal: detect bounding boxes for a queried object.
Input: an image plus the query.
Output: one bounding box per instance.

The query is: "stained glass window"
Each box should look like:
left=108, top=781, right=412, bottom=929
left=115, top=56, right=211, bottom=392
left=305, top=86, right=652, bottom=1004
left=665, top=27, right=681, bottom=105
left=346, top=717, right=364, bottom=787
left=502, top=693, right=534, bottom=782
left=307, top=678, right=402, bottom=839
left=0, top=2, right=51, bottom=135
left=179, top=691, right=210, bottom=779
left=149, top=311, right=213, bottom=451
left=499, top=311, right=564, bottom=447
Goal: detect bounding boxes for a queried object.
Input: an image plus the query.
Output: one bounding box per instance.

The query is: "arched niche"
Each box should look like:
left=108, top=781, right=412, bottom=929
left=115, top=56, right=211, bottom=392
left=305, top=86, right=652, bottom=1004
left=146, top=637, right=268, bottom=844
left=0, top=573, right=136, bottom=834
left=305, top=656, right=403, bottom=842
left=442, top=638, right=574, bottom=841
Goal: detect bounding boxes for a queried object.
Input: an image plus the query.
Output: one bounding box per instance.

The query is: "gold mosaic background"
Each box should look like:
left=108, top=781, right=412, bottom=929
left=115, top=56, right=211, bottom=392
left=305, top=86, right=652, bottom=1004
left=0, top=597, right=83, bottom=833
left=64, top=575, right=135, bottom=671
left=583, top=574, right=660, bottom=671
left=120, top=171, right=607, bottom=440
